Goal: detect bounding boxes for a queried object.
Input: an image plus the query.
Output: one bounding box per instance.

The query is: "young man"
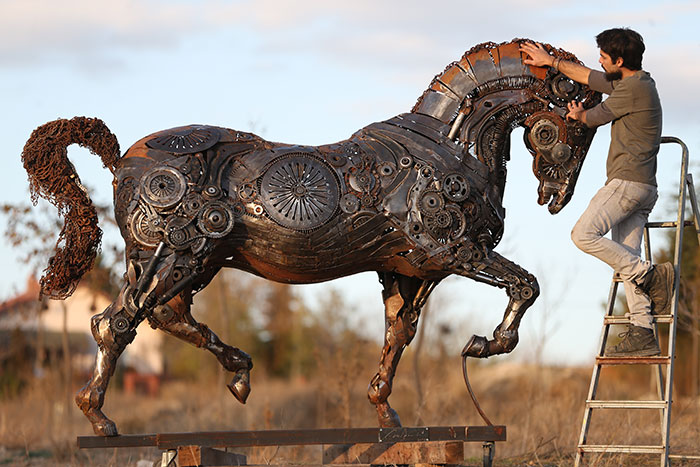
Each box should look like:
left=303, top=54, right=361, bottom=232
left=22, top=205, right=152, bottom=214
left=520, top=29, right=674, bottom=356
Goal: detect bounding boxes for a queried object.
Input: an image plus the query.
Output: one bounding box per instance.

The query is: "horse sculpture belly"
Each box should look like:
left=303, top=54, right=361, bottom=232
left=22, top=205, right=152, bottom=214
left=21, top=39, right=601, bottom=435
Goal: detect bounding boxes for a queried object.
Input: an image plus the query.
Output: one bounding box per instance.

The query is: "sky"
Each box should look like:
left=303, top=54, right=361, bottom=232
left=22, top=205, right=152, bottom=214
left=1, top=0, right=699, bottom=366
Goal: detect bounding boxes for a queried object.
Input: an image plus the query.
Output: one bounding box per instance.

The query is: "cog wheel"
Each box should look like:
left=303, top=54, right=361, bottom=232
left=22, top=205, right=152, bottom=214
left=340, top=193, right=360, bottom=214
left=424, top=205, right=466, bottom=243
left=443, top=173, right=470, bottom=202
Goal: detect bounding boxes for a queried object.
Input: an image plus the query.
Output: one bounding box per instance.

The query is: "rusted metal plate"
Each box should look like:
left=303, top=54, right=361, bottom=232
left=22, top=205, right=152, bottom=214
left=322, top=440, right=463, bottom=465
left=157, top=428, right=379, bottom=449
left=414, top=90, right=460, bottom=123
left=76, top=433, right=158, bottom=448
left=466, top=425, right=506, bottom=441
left=378, top=426, right=429, bottom=442
left=178, top=445, right=247, bottom=467
left=76, top=426, right=507, bottom=450
left=465, top=48, right=499, bottom=84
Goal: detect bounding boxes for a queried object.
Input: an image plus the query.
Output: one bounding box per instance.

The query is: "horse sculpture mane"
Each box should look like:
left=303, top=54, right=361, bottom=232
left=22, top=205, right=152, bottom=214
left=22, top=39, right=601, bottom=435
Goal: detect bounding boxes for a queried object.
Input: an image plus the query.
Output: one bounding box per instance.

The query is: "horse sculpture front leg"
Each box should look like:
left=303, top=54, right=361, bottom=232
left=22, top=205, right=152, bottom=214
left=460, top=250, right=540, bottom=358
left=368, top=273, right=439, bottom=427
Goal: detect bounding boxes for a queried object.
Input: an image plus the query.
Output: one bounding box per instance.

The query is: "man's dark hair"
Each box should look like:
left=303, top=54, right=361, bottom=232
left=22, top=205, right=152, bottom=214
left=596, top=28, right=645, bottom=70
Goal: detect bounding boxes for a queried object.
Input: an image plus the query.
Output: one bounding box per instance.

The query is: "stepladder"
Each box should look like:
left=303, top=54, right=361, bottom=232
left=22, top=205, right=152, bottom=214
left=575, top=137, right=700, bottom=466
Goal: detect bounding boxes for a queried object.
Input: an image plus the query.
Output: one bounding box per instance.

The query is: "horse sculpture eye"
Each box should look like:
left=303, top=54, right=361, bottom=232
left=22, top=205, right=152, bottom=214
left=551, top=74, right=581, bottom=101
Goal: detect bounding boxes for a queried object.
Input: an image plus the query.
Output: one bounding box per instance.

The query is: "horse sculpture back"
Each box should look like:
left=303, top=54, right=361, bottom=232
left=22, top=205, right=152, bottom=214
left=22, top=39, right=600, bottom=435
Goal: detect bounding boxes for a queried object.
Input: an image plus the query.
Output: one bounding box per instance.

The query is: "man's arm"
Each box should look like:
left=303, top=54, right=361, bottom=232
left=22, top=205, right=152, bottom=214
left=519, top=42, right=591, bottom=85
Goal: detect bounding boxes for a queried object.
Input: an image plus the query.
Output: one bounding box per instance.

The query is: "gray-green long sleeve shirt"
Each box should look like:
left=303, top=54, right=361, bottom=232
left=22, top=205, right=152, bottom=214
left=585, top=69, right=662, bottom=186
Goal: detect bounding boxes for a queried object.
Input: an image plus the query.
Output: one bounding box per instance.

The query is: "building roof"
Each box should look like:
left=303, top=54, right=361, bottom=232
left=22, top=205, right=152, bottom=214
left=0, top=276, right=42, bottom=317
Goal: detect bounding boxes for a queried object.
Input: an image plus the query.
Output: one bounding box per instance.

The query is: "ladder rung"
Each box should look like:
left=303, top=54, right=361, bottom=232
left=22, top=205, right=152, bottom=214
left=645, top=220, right=694, bottom=228
left=596, top=356, right=671, bottom=365
left=578, top=444, right=665, bottom=454
left=604, top=315, right=673, bottom=325
left=586, top=400, right=667, bottom=409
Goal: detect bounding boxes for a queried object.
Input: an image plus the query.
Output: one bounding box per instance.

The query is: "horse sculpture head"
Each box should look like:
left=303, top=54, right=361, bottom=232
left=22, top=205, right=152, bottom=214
left=413, top=39, right=601, bottom=215
left=521, top=64, right=600, bottom=214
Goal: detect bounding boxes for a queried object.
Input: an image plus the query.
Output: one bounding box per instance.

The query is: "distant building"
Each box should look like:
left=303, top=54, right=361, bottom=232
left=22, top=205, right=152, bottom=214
left=0, top=277, right=163, bottom=395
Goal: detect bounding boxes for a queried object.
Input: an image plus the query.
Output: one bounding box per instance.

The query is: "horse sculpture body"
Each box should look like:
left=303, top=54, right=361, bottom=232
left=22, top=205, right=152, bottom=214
left=22, top=40, right=600, bottom=435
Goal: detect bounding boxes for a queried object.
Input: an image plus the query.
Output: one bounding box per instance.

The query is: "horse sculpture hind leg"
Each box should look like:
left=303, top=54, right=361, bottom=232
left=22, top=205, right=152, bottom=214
left=76, top=246, right=252, bottom=435
left=367, top=273, right=440, bottom=427
left=75, top=284, right=137, bottom=436
left=151, top=293, right=253, bottom=402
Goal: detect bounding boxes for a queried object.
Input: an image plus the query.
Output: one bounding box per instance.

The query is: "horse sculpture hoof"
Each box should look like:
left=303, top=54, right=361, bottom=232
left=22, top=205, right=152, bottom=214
left=376, top=404, right=402, bottom=428
left=93, top=419, right=119, bottom=437
left=462, top=334, right=489, bottom=358
left=227, top=369, right=251, bottom=404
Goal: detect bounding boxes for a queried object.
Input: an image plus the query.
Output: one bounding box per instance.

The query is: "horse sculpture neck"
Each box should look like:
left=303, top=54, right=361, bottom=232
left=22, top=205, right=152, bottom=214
left=410, top=40, right=573, bottom=201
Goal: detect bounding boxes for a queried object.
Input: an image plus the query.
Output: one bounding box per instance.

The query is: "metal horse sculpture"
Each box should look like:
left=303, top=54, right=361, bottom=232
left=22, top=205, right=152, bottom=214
left=22, top=40, right=600, bottom=435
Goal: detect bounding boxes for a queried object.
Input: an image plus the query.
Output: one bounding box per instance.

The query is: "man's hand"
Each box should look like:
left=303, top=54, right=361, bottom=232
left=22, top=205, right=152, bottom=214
left=566, top=100, right=586, bottom=123
left=520, top=41, right=591, bottom=85
left=519, top=42, right=554, bottom=68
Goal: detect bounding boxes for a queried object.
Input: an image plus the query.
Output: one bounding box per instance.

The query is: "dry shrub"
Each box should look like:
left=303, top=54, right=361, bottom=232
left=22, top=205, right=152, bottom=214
left=2, top=352, right=700, bottom=465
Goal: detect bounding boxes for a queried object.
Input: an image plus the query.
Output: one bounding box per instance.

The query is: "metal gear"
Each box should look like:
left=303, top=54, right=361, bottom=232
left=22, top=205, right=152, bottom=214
left=443, top=173, right=470, bottom=202
left=419, top=190, right=445, bottom=214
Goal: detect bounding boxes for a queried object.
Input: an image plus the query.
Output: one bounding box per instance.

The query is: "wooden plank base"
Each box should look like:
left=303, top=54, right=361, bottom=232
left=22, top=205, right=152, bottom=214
left=178, top=446, right=247, bottom=466
left=323, top=440, right=464, bottom=465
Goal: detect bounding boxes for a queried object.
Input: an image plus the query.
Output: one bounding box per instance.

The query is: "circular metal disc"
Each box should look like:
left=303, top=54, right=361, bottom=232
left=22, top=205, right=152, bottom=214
left=260, top=153, right=340, bottom=231
left=146, top=126, right=221, bottom=154
left=128, top=209, right=162, bottom=247
left=140, top=166, right=188, bottom=209
left=197, top=201, right=235, bottom=238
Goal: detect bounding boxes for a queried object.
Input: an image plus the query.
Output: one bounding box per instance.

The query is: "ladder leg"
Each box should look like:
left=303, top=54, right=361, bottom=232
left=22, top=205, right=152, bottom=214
left=575, top=281, right=620, bottom=467
left=685, top=173, right=700, bottom=246
left=659, top=138, right=690, bottom=467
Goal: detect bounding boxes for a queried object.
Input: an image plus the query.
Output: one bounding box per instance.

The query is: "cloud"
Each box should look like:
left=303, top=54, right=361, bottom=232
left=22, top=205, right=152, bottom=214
left=2, top=0, right=697, bottom=127
left=0, top=0, right=206, bottom=68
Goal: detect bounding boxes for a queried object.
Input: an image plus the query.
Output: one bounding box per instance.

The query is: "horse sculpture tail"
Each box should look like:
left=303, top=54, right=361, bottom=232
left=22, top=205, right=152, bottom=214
left=22, top=117, right=121, bottom=300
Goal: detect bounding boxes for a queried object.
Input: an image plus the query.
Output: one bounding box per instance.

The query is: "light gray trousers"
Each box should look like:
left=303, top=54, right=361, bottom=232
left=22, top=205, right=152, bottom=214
left=571, top=178, right=658, bottom=328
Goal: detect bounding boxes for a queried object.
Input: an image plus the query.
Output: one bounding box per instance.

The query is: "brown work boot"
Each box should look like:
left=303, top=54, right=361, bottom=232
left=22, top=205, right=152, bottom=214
left=606, top=325, right=660, bottom=357
left=638, top=262, right=675, bottom=314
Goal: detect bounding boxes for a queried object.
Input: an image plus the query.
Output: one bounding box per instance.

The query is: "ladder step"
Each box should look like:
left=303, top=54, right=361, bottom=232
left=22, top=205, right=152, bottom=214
left=586, top=400, right=667, bottom=409
left=646, top=220, right=694, bottom=228
left=578, top=444, right=665, bottom=454
left=604, top=315, right=673, bottom=325
left=596, top=356, right=670, bottom=365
